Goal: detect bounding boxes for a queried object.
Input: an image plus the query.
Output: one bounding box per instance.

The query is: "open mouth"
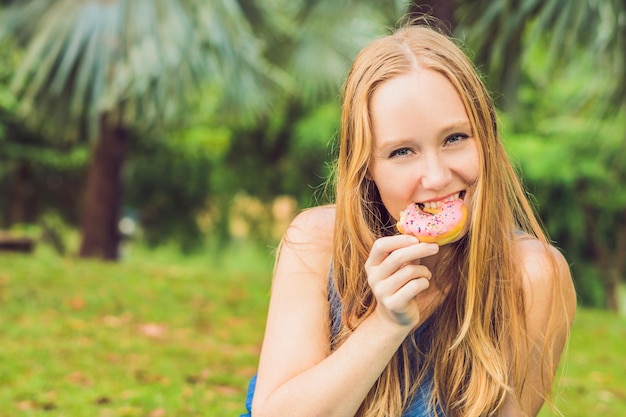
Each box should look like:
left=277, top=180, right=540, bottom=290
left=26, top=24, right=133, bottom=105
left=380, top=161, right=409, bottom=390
left=417, top=190, right=466, bottom=214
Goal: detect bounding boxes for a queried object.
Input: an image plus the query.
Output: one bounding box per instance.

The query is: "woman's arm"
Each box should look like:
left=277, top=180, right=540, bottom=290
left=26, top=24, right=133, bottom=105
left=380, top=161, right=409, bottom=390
left=500, top=239, right=577, bottom=416
left=251, top=206, right=436, bottom=417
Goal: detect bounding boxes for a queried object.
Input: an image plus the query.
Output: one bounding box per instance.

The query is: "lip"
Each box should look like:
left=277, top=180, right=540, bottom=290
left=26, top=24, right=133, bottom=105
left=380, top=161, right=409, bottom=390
left=417, top=190, right=466, bottom=205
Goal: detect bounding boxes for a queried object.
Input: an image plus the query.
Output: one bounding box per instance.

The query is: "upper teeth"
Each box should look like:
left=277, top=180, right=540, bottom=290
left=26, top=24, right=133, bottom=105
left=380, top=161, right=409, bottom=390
left=421, top=192, right=460, bottom=209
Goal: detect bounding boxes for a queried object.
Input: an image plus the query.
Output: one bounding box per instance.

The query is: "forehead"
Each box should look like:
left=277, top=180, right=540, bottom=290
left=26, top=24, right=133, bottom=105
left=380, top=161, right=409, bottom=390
left=370, top=69, right=470, bottom=144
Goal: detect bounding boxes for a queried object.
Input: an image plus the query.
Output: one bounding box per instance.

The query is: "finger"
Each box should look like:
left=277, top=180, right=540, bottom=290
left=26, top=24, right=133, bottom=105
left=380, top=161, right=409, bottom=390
left=372, top=263, right=432, bottom=296
left=365, top=235, right=420, bottom=268
left=381, top=278, right=430, bottom=324
left=398, top=277, right=431, bottom=300
left=372, top=243, right=438, bottom=280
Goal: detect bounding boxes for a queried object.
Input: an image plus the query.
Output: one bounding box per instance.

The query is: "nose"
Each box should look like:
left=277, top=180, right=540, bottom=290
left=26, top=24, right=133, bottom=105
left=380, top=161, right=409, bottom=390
left=419, top=152, right=451, bottom=191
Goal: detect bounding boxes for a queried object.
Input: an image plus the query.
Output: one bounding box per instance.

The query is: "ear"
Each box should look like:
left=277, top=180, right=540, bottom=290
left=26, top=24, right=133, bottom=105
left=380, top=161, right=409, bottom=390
left=364, top=169, right=373, bottom=181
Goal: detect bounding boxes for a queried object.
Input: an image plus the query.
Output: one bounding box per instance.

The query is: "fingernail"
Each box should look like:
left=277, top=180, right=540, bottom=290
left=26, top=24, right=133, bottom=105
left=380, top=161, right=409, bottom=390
left=407, top=236, right=419, bottom=244
left=428, top=244, right=439, bottom=253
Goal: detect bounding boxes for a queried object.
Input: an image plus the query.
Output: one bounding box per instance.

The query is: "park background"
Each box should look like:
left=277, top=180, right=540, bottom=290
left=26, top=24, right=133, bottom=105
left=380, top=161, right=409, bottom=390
left=0, top=0, right=624, bottom=416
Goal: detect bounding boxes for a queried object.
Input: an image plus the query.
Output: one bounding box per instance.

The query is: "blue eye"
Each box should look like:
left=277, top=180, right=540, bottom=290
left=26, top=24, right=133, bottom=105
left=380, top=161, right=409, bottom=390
left=389, top=148, right=411, bottom=158
left=445, top=133, right=469, bottom=145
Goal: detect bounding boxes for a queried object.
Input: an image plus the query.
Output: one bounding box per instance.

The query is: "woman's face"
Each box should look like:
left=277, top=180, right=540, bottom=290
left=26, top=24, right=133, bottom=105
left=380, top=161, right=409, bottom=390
left=368, top=68, right=479, bottom=240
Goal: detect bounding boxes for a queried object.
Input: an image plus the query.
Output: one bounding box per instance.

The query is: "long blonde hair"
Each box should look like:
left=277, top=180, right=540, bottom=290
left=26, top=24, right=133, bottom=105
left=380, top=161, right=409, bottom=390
left=332, top=24, right=560, bottom=417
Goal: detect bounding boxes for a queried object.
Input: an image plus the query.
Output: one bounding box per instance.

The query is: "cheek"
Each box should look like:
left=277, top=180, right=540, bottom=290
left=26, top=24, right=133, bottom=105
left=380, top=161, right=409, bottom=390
left=463, top=162, right=480, bottom=185
left=372, top=172, right=414, bottom=218
left=471, top=152, right=481, bottom=179
left=458, top=142, right=481, bottom=184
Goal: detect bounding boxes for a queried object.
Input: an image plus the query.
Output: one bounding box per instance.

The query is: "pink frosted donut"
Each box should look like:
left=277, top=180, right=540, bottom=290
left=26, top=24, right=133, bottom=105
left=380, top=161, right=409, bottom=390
left=396, top=199, right=467, bottom=245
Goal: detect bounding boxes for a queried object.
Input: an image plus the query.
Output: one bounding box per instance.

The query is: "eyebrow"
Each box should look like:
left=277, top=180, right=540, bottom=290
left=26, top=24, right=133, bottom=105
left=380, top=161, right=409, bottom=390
left=374, top=119, right=474, bottom=148
left=439, top=120, right=473, bottom=135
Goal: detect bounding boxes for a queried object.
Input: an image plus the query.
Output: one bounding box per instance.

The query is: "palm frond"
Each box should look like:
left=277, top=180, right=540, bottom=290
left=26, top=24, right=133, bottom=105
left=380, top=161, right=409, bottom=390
left=1, top=0, right=281, bottom=141
left=282, top=0, right=399, bottom=105
left=457, top=0, right=626, bottom=110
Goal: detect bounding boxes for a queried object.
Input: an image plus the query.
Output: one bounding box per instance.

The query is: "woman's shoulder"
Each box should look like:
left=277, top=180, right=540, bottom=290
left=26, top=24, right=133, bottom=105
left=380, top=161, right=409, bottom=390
left=285, top=204, right=336, bottom=246
left=275, top=205, right=336, bottom=279
left=514, top=236, right=569, bottom=284
left=513, top=235, right=576, bottom=325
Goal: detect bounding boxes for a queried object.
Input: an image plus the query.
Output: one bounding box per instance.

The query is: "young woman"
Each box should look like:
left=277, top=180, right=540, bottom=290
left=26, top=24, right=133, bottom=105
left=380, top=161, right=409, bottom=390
left=242, top=23, right=576, bottom=417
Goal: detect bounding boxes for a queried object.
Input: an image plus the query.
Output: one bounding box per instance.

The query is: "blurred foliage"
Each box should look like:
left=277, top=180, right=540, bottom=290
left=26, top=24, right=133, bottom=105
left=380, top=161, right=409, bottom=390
left=125, top=148, right=207, bottom=253
left=225, top=100, right=339, bottom=206
left=0, top=128, right=88, bottom=227
left=457, top=0, right=626, bottom=111
left=125, top=128, right=224, bottom=253
left=0, top=37, right=88, bottom=229
left=123, top=85, right=338, bottom=251
left=502, top=32, right=626, bottom=307
left=0, top=42, right=17, bottom=114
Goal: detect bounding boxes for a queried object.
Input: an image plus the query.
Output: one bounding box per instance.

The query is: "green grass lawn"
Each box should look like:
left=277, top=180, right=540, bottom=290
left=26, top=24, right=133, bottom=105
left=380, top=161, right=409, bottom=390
left=540, top=308, right=626, bottom=417
left=1, top=243, right=624, bottom=417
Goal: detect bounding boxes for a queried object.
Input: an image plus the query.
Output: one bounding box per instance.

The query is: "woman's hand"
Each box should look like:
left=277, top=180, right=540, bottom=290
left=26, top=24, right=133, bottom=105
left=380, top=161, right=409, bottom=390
left=365, top=235, right=439, bottom=328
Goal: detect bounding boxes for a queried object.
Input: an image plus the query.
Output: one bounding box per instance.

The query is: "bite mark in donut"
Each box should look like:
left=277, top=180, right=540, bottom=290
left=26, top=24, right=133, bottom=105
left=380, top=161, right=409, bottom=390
left=396, top=198, right=467, bottom=246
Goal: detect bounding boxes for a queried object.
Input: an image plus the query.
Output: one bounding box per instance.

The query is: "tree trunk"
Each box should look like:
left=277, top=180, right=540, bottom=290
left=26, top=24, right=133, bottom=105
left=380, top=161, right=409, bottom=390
left=583, top=205, right=625, bottom=312
left=78, top=114, right=128, bottom=260
left=407, top=0, right=457, bottom=33
left=8, top=161, right=31, bottom=226
left=608, top=214, right=626, bottom=311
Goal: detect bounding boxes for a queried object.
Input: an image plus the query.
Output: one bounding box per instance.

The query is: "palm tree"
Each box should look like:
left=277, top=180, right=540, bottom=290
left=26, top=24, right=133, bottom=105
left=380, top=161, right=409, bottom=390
left=1, top=0, right=276, bottom=259
left=455, top=0, right=626, bottom=111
